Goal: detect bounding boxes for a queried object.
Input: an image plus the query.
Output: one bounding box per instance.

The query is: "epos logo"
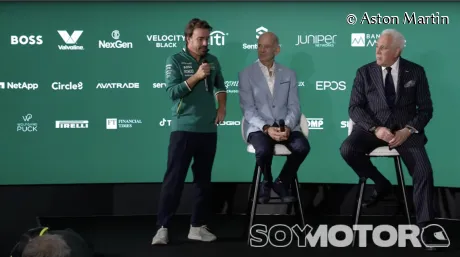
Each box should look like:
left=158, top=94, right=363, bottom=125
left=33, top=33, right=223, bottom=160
left=316, top=81, right=346, bottom=91
left=209, top=31, right=227, bottom=46
left=11, top=35, right=43, bottom=45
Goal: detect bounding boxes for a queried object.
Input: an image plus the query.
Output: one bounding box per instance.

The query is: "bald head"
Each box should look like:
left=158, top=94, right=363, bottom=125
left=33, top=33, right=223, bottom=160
left=258, top=32, right=279, bottom=46
left=257, top=32, right=280, bottom=65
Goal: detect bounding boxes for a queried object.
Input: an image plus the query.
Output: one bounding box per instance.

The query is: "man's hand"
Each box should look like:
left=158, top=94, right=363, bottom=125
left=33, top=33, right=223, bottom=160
left=389, top=128, right=411, bottom=148
left=267, top=127, right=285, bottom=142
left=279, top=127, right=290, bottom=141
left=374, top=127, right=395, bottom=143
left=215, top=107, right=226, bottom=125
left=195, top=63, right=210, bottom=80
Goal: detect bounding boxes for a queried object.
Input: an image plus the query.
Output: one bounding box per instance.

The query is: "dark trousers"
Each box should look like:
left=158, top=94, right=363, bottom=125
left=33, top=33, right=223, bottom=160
left=156, top=131, right=217, bottom=228
left=339, top=128, right=435, bottom=224
left=247, top=130, right=310, bottom=183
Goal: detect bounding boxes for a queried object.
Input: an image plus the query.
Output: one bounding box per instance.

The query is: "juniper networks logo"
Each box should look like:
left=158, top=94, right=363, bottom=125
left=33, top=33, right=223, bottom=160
left=57, top=30, right=84, bottom=50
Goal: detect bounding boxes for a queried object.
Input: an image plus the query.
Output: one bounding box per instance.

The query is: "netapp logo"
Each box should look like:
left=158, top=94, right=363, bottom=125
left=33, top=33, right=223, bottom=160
left=55, top=120, right=88, bottom=128
left=0, top=82, right=38, bottom=90
left=316, top=81, right=346, bottom=91
left=96, top=82, right=139, bottom=89
left=57, top=30, right=84, bottom=50
left=11, top=35, right=43, bottom=45
left=52, top=82, right=83, bottom=90
left=98, top=30, right=133, bottom=49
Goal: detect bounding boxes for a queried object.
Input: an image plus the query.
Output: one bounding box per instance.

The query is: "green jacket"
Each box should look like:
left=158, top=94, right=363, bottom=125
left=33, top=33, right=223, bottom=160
left=164, top=48, right=227, bottom=133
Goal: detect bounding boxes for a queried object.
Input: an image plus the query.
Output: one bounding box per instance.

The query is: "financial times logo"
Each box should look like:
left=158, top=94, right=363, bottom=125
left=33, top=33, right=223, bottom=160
left=209, top=31, right=228, bottom=46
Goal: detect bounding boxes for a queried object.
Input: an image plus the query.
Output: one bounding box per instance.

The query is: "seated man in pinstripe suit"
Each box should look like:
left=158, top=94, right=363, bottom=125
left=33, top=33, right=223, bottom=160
left=340, top=29, right=438, bottom=251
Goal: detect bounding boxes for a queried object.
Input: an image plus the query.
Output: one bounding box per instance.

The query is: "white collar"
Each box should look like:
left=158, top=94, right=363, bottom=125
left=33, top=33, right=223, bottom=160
left=381, top=57, right=400, bottom=72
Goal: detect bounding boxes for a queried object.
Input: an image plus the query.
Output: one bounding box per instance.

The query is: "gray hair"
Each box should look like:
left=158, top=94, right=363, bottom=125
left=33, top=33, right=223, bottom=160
left=22, top=234, right=71, bottom=257
left=381, top=29, right=405, bottom=50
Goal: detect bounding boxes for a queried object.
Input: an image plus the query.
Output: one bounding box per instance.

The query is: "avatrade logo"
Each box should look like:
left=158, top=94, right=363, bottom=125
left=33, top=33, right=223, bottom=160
left=0, top=82, right=38, bottom=90
left=96, top=82, right=140, bottom=89
left=98, top=30, right=133, bottom=49
left=11, top=35, right=43, bottom=45
left=57, top=30, right=84, bottom=50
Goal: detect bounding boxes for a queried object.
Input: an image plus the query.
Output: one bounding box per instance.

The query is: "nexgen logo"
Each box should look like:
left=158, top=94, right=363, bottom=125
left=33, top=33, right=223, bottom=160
left=58, top=30, right=83, bottom=44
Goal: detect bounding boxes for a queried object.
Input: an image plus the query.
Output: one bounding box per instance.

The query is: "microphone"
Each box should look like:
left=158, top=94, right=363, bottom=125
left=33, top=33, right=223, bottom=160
left=202, top=59, right=209, bottom=92
left=279, top=119, right=285, bottom=132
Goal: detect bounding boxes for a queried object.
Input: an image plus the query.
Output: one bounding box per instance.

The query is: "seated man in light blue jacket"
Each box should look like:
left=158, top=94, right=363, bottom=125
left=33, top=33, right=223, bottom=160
left=238, top=32, right=311, bottom=204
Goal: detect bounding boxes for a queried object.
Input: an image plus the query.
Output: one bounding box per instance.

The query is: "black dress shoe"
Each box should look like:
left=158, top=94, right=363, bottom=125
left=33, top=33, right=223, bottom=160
left=362, top=188, right=391, bottom=208
left=258, top=180, right=272, bottom=204
left=273, top=179, right=295, bottom=203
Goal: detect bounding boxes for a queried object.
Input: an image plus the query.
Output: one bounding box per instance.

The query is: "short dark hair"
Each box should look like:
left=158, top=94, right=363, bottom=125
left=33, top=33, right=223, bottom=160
left=184, top=18, right=212, bottom=38
left=22, top=234, right=71, bottom=257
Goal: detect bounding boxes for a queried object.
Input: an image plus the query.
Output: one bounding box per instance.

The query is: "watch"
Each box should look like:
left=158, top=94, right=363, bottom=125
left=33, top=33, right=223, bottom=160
left=405, top=126, right=416, bottom=134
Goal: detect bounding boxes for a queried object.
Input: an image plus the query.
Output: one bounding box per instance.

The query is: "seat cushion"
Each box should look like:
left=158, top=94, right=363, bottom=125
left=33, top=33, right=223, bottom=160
left=368, top=146, right=399, bottom=156
left=247, top=144, right=292, bottom=156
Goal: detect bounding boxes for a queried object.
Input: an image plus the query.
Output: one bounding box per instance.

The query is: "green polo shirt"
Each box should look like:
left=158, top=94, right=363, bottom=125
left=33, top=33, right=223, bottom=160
left=164, top=48, right=227, bottom=133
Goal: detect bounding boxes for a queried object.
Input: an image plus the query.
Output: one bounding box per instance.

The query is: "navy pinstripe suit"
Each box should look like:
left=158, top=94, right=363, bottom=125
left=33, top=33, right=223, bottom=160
left=340, top=57, right=435, bottom=225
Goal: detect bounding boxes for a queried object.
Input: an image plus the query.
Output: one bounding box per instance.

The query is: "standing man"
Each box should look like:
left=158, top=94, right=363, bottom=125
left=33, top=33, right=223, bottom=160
left=340, top=29, right=438, bottom=251
left=151, top=18, right=227, bottom=245
left=238, top=32, right=311, bottom=204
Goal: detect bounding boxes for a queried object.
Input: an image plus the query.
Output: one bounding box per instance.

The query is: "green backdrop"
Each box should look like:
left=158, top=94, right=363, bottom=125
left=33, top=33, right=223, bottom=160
left=0, top=2, right=458, bottom=187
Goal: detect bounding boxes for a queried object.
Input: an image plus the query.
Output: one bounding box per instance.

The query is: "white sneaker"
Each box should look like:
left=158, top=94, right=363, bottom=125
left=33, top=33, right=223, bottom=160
left=151, top=227, right=169, bottom=245
left=187, top=225, right=217, bottom=242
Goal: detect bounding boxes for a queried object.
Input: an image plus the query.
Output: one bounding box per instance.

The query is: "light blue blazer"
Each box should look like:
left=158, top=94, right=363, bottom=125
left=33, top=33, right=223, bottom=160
left=238, top=61, right=302, bottom=140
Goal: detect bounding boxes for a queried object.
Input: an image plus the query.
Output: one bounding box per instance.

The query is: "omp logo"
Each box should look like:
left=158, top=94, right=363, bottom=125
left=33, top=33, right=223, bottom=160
left=55, top=120, right=88, bottom=128
left=307, top=118, right=324, bottom=130
left=209, top=31, right=228, bottom=46
left=11, top=35, right=43, bottom=45
left=0, top=82, right=38, bottom=90
left=57, top=30, right=84, bottom=50
left=98, top=30, right=133, bottom=49
left=218, top=121, right=241, bottom=126
left=316, top=81, right=346, bottom=91
left=152, top=83, right=166, bottom=89
left=256, top=26, right=268, bottom=39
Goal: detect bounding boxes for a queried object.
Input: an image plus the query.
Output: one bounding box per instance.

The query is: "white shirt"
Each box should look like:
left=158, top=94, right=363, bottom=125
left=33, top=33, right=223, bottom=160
left=381, top=57, right=399, bottom=94
left=257, top=59, right=275, bottom=95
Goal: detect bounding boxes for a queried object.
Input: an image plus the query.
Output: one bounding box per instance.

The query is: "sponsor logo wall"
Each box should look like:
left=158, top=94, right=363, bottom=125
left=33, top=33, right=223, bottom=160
left=2, top=2, right=457, bottom=186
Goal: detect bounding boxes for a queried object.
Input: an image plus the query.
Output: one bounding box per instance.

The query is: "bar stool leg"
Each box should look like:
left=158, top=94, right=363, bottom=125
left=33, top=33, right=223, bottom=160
left=352, top=177, right=367, bottom=247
